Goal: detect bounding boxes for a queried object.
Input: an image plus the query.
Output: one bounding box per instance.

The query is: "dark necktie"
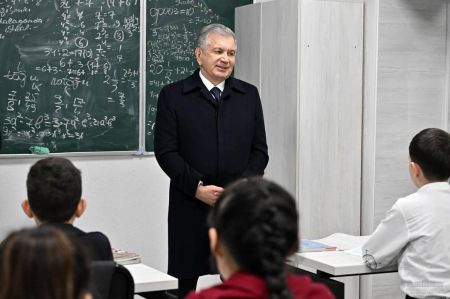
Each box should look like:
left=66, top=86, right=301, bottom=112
left=210, top=87, right=221, bottom=102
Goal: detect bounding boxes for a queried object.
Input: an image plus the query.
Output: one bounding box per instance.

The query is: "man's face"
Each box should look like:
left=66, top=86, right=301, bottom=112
left=195, top=33, right=236, bottom=85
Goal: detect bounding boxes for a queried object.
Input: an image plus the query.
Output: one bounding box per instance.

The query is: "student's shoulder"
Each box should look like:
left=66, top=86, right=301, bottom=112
left=288, top=274, right=335, bottom=299
left=185, top=287, right=256, bottom=299
left=82, top=231, right=113, bottom=261
left=185, top=273, right=263, bottom=299
left=395, top=191, right=423, bottom=211
left=82, top=231, right=111, bottom=244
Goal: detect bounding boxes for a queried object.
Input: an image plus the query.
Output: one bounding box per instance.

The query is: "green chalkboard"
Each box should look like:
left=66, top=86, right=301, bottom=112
left=0, top=0, right=140, bottom=154
left=145, top=0, right=253, bottom=151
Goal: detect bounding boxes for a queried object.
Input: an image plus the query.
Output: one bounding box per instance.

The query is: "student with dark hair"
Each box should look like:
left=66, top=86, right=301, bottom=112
left=0, top=226, right=92, bottom=299
left=21, top=157, right=113, bottom=261
left=363, top=128, right=450, bottom=299
left=186, top=178, right=334, bottom=299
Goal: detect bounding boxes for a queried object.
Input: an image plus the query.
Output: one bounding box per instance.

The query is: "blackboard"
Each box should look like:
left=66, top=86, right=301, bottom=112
left=145, top=0, right=253, bottom=151
left=0, top=0, right=140, bottom=154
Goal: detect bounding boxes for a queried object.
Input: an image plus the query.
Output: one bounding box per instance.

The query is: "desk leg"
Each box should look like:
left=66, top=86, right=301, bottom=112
left=286, top=265, right=345, bottom=299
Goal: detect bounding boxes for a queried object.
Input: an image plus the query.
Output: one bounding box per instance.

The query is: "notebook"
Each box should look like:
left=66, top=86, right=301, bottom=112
left=112, top=248, right=142, bottom=265
left=300, top=239, right=337, bottom=253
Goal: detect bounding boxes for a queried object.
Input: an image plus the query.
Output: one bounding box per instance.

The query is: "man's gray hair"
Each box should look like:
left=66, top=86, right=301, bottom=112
left=195, top=23, right=236, bottom=50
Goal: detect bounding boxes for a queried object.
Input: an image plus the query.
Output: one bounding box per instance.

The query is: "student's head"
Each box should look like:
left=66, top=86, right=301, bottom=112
left=409, top=128, right=450, bottom=186
left=208, top=177, right=298, bottom=299
left=0, top=226, right=92, bottom=299
left=195, top=23, right=236, bottom=85
left=22, top=157, right=86, bottom=224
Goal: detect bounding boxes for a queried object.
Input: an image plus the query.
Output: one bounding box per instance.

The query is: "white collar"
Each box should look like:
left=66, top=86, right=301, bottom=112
left=199, top=70, right=225, bottom=92
left=417, top=181, right=450, bottom=193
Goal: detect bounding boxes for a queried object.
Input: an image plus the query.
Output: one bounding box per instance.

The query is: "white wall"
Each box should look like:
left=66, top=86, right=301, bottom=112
left=0, top=155, right=170, bottom=272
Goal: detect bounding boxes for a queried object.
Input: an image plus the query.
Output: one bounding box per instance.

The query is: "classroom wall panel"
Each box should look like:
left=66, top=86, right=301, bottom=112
left=364, top=1, right=450, bottom=298
left=235, top=3, right=262, bottom=90
left=260, top=0, right=299, bottom=198
left=236, top=1, right=363, bottom=298
left=298, top=0, right=363, bottom=239
left=236, top=0, right=299, bottom=198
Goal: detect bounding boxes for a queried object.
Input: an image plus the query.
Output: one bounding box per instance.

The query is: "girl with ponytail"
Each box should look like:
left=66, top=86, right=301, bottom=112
left=186, top=177, right=333, bottom=299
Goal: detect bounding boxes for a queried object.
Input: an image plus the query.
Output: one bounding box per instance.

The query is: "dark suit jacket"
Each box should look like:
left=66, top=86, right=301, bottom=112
left=154, top=69, right=269, bottom=278
left=46, top=223, right=113, bottom=261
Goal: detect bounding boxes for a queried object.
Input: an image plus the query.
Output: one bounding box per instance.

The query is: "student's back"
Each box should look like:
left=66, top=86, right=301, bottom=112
left=21, top=157, right=113, bottom=261
left=45, top=222, right=113, bottom=261
left=363, top=128, right=450, bottom=299
left=190, top=272, right=332, bottom=299
left=186, top=178, right=334, bottom=299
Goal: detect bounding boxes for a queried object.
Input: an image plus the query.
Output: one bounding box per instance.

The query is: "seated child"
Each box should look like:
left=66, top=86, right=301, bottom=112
left=186, top=177, right=334, bottom=299
left=0, top=226, right=92, bottom=299
left=21, top=157, right=113, bottom=261
left=363, top=128, right=450, bottom=299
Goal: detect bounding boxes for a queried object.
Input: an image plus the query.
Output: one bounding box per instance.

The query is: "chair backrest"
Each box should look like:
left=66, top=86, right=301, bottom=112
left=91, top=261, right=135, bottom=299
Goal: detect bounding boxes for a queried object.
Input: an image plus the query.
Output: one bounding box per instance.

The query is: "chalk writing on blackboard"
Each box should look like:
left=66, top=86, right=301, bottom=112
left=0, top=0, right=140, bottom=154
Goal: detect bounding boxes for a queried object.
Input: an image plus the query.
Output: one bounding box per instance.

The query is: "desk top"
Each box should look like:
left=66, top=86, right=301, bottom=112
left=295, top=250, right=372, bottom=276
left=124, top=263, right=178, bottom=293
left=293, top=233, right=396, bottom=277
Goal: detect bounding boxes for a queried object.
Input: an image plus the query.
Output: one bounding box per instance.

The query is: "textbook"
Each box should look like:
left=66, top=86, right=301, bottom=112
left=300, top=239, right=337, bottom=253
left=112, top=248, right=142, bottom=265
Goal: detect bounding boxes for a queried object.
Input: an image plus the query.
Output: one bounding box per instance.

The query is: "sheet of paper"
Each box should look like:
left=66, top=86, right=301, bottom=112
left=315, top=233, right=370, bottom=250
left=344, top=246, right=363, bottom=256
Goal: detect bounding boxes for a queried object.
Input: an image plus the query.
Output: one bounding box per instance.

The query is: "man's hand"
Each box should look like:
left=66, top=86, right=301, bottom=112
left=195, top=184, right=224, bottom=206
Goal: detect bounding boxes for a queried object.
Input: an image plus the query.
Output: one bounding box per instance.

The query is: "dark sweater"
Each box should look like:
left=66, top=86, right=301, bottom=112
left=45, top=223, right=113, bottom=261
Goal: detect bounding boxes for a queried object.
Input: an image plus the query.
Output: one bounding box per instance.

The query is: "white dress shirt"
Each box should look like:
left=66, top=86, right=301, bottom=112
left=362, top=182, right=450, bottom=298
left=199, top=70, right=225, bottom=94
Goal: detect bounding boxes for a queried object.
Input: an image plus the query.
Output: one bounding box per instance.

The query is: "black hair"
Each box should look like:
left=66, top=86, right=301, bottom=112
left=27, top=157, right=82, bottom=223
left=409, top=128, right=450, bottom=181
left=0, top=226, right=91, bottom=299
left=208, top=177, right=298, bottom=299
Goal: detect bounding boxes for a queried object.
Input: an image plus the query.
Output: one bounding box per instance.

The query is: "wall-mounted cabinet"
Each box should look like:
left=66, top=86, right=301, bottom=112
left=235, top=0, right=364, bottom=240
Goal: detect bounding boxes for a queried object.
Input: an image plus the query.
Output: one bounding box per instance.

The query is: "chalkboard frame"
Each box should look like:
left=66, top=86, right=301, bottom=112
left=0, top=0, right=144, bottom=157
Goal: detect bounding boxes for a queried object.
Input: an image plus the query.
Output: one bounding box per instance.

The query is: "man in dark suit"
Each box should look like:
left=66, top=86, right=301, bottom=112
left=154, top=23, right=269, bottom=298
left=21, top=157, right=113, bottom=261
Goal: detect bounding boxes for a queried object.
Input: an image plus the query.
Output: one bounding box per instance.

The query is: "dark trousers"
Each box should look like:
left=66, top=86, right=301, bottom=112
left=176, top=277, right=198, bottom=299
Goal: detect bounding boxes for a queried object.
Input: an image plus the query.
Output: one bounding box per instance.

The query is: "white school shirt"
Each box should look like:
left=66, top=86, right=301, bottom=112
left=362, top=182, right=450, bottom=298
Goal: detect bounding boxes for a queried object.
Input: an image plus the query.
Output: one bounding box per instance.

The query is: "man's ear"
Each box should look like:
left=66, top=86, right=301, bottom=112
left=195, top=47, right=202, bottom=65
left=21, top=199, right=34, bottom=218
left=209, top=227, right=222, bottom=256
left=75, top=198, right=87, bottom=218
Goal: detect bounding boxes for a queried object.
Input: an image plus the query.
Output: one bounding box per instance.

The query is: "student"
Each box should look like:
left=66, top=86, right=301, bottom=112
left=186, top=177, right=334, bottom=299
left=21, top=157, right=113, bottom=261
left=362, top=128, right=450, bottom=299
left=0, top=226, right=92, bottom=299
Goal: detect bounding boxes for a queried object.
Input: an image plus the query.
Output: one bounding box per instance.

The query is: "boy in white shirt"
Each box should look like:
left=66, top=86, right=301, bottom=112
left=363, top=128, right=450, bottom=299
